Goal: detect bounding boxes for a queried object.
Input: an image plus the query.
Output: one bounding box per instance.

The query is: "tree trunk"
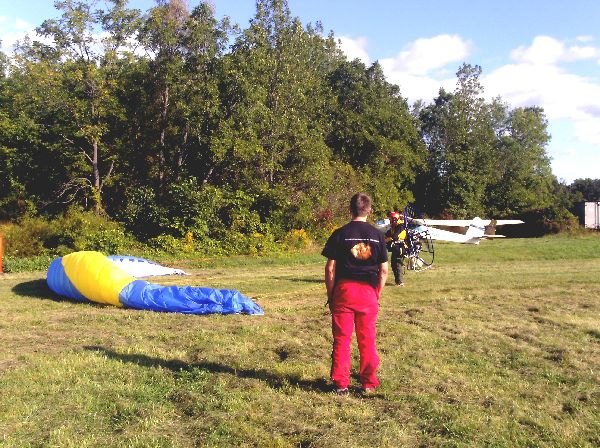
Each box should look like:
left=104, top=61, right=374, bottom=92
left=92, top=139, right=102, bottom=214
left=158, top=85, right=170, bottom=193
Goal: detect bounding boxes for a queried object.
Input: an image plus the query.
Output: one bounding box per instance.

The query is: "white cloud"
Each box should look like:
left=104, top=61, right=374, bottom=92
left=511, top=36, right=565, bottom=65
left=511, top=35, right=600, bottom=64
left=380, top=34, right=471, bottom=76
left=15, top=19, right=31, bottom=31
left=484, top=40, right=600, bottom=138
left=381, top=71, right=456, bottom=104
left=566, top=45, right=599, bottom=60
left=484, top=36, right=600, bottom=182
left=376, top=34, right=471, bottom=102
left=573, top=116, right=600, bottom=145
left=370, top=33, right=600, bottom=182
left=0, top=18, right=37, bottom=54
left=338, top=35, right=370, bottom=65
left=549, top=140, right=600, bottom=182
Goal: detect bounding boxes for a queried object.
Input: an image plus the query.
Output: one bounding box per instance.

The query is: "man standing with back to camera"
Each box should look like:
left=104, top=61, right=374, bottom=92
left=322, top=193, right=388, bottom=394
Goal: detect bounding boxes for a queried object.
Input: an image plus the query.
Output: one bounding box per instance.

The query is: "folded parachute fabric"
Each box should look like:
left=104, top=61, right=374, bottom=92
left=46, top=251, right=264, bottom=315
left=107, top=255, right=188, bottom=277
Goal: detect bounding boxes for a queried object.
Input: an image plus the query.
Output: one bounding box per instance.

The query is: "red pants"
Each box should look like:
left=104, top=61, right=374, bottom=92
left=330, top=279, right=380, bottom=389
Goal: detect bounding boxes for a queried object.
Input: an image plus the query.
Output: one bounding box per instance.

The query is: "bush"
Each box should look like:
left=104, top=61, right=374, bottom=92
left=221, top=231, right=280, bottom=256
left=120, top=181, right=226, bottom=241
left=2, top=254, right=54, bottom=272
left=504, top=206, right=580, bottom=237
left=2, top=207, right=137, bottom=258
left=282, top=229, right=313, bottom=250
left=120, top=186, right=165, bottom=240
left=146, top=234, right=185, bottom=254
left=51, top=208, right=137, bottom=254
left=2, top=218, right=54, bottom=257
left=165, top=181, right=224, bottom=239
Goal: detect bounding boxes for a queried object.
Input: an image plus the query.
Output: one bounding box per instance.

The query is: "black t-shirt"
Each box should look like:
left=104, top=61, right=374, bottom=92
left=322, top=220, right=388, bottom=288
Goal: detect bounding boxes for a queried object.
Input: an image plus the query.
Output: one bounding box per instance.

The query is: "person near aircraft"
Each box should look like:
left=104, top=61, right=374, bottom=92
left=384, top=211, right=407, bottom=286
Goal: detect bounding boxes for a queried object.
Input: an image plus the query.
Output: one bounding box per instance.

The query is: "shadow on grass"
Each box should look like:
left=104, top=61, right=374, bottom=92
left=12, top=279, right=92, bottom=305
left=84, top=345, right=331, bottom=393
left=12, top=279, right=54, bottom=300
left=285, top=277, right=322, bottom=284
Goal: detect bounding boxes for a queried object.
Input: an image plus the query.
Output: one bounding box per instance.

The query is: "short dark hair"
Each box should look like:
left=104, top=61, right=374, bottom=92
left=350, top=193, right=372, bottom=217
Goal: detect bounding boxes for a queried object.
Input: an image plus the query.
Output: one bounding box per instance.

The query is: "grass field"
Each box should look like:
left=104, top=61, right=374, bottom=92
left=1, top=234, right=599, bottom=447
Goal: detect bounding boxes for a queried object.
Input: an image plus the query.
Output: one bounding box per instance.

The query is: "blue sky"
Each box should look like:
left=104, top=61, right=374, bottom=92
left=1, top=0, right=599, bottom=183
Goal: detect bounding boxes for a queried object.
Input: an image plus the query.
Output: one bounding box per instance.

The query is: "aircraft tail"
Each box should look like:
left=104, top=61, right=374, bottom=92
left=465, top=217, right=486, bottom=242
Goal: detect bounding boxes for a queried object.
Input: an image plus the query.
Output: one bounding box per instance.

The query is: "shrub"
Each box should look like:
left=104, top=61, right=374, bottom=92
left=146, top=234, right=185, bottom=254
left=221, top=231, right=280, bottom=256
left=2, top=218, right=54, bottom=257
left=2, top=207, right=137, bottom=258
left=52, top=208, right=137, bottom=254
left=120, top=186, right=165, bottom=240
left=2, top=254, right=54, bottom=272
left=282, top=229, right=312, bottom=250
left=505, top=206, right=580, bottom=237
left=72, top=227, right=133, bottom=254
left=164, top=181, right=224, bottom=239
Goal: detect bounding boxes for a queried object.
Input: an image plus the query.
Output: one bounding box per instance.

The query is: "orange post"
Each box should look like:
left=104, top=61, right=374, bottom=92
left=0, top=233, right=3, bottom=274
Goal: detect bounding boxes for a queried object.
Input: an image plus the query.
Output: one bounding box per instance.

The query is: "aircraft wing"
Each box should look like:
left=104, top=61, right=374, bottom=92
left=426, top=227, right=479, bottom=243
left=410, top=218, right=523, bottom=226
left=374, top=219, right=390, bottom=233
left=416, top=218, right=492, bottom=226
left=494, top=220, right=524, bottom=226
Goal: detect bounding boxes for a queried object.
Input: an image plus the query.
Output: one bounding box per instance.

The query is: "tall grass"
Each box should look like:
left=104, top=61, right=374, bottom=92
left=1, top=234, right=599, bottom=447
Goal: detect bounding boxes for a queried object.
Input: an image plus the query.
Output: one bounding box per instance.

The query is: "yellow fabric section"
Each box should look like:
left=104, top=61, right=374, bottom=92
left=62, top=251, right=135, bottom=307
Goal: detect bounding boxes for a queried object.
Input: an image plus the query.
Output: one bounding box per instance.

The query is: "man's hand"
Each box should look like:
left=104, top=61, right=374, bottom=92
left=324, top=259, right=336, bottom=306
left=377, top=261, right=389, bottom=298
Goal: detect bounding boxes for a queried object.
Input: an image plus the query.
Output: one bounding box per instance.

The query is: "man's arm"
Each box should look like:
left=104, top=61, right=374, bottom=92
left=325, top=259, right=336, bottom=304
left=377, top=261, right=388, bottom=298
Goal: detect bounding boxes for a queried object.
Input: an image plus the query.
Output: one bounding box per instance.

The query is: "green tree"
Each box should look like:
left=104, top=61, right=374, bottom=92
left=485, top=103, right=555, bottom=216
left=569, top=178, right=600, bottom=201
left=15, top=0, right=140, bottom=214
left=419, top=64, right=497, bottom=218
left=0, top=48, right=38, bottom=219
left=415, top=89, right=452, bottom=216
left=135, top=0, right=230, bottom=195
left=212, top=0, right=339, bottom=230
left=327, top=59, right=425, bottom=215
left=445, top=64, right=496, bottom=217
left=137, top=0, right=190, bottom=194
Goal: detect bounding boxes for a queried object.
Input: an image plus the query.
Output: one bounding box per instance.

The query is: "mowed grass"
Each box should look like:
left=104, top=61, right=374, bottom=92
left=1, top=234, right=599, bottom=447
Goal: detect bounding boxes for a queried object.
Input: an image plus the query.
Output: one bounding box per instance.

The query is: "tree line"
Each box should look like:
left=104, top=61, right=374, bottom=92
left=0, top=0, right=595, bottom=250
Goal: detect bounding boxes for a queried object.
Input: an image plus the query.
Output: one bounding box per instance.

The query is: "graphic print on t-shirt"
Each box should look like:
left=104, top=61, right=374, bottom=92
left=321, top=222, right=388, bottom=287
left=351, top=242, right=372, bottom=260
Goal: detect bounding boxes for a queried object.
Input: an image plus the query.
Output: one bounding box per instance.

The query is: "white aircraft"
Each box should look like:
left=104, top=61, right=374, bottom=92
left=376, top=217, right=524, bottom=245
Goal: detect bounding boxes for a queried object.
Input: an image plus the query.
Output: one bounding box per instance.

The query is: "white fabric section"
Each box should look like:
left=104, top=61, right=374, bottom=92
left=108, top=256, right=188, bottom=277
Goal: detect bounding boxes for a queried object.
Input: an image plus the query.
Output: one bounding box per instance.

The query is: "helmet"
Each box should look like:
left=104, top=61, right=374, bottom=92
left=388, top=211, right=402, bottom=222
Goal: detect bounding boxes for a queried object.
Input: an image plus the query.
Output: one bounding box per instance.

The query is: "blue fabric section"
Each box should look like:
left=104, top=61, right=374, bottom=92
left=119, top=280, right=264, bottom=315
left=46, top=257, right=89, bottom=302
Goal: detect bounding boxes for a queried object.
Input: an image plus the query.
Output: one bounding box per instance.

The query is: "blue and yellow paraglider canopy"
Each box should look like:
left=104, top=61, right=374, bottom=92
left=47, top=251, right=264, bottom=315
